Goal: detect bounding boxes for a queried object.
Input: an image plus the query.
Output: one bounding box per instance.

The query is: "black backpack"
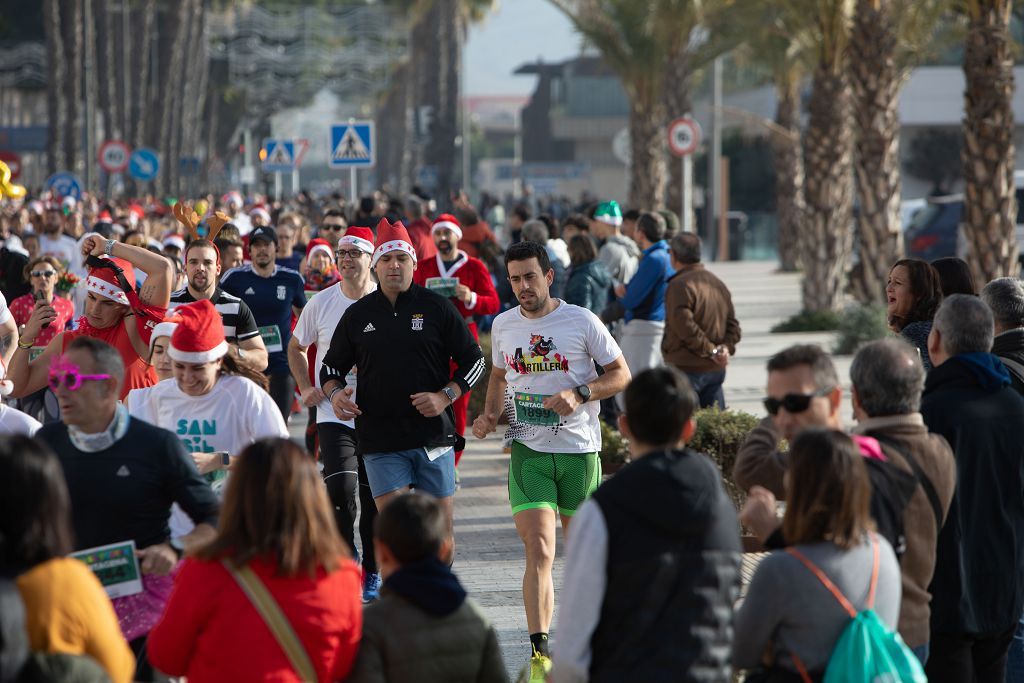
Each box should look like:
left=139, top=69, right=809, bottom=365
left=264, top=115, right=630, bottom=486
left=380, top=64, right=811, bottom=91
left=0, top=577, right=112, bottom=683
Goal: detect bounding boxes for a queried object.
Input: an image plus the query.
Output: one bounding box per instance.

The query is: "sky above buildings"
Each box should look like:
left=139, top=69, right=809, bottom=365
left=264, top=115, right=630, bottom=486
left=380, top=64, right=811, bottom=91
left=465, top=0, right=579, bottom=96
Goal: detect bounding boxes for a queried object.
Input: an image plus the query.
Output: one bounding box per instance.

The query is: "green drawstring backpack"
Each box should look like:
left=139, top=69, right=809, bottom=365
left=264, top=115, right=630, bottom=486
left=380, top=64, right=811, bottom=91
left=787, top=535, right=927, bottom=683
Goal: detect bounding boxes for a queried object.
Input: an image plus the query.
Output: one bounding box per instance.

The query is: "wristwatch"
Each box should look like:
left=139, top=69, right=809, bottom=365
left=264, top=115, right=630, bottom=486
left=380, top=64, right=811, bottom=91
left=441, top=386, right=458, bottom=404
left=220, top=451, right=231, bottom=468
left=574, top=384, right=592, bottom=403
left=104, top=239, right=116, bottom=257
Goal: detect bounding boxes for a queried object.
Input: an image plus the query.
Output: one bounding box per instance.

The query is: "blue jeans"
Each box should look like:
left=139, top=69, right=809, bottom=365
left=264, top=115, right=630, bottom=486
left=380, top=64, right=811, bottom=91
left=1006, top=615, right=1024, bottom=682
left=685, top=369, right=726, bottom=409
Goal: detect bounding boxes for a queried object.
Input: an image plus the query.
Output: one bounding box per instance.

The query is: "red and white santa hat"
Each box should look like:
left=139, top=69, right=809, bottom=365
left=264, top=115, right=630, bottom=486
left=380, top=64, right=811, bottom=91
left=162, top=233, right=187, bottom=251
left=249, top=206, right=271, bottom=223
left=338, top=226, right=375, bottom=255
left=305, top=238, right=336, bottom=263
left=149, top=321, right=179, bottom=354
left=431, top=213, right=463, bottom=240
left=86, top=257, right=135, bottom=306
left=371, top=218, right=417, bottom=268
left=168, top=299, right=228, bottom=364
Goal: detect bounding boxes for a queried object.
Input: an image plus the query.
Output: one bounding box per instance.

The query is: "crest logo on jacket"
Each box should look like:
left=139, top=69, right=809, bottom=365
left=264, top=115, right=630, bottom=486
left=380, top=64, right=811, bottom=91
left=411, top=314, right=424, bottom=331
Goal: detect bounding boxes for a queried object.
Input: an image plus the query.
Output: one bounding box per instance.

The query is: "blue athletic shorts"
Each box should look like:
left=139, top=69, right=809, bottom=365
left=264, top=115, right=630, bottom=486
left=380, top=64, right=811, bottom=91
left=363, top=447, right=456, bottom=498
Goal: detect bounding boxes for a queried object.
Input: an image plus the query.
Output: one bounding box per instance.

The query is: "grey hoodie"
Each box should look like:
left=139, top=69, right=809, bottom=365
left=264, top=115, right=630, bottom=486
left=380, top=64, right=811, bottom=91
left=599, top=234, right=640, bottom=284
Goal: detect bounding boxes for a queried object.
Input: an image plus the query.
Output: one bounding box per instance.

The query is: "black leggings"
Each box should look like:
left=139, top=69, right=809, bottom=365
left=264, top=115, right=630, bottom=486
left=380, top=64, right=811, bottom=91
left=318, top=422, right=377, bottom=573
left=267, top=371, right=296, bottom=425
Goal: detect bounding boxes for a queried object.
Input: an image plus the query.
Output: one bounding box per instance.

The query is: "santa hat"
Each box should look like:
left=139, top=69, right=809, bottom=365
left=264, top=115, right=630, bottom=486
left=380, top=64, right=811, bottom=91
left=594, top=200, right=623, bottom=227
left=305, top=238, right=335, bottom=263
left=162, top=234, right=186, bottom=251
left=371, top=218, right=417, bottom=268
left=431, top=213, right=463, bottom=241
left=338, top=227, right=375, bottom=255
left=86, top=257, right=135, bottom=306
left=168, top=300, right=228, bottom=364
left=149, top=321, right=178, bottom=354
left=249, top=206, right=271, bottom=223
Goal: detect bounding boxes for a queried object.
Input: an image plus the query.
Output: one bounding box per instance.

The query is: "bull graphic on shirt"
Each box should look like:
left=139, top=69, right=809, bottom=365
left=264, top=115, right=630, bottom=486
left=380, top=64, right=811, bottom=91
left=529, top=334, right=555, bottom=358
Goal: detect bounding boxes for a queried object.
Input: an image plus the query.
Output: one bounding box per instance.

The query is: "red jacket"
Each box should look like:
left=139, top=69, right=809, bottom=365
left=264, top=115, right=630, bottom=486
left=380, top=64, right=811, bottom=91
left=406, top=217, right=438, bottom=262
left=414, top=251, right=500, bottom=339
left=148, top=555, right=362, bottom=683
left=457, top=220, right=498, bottom=259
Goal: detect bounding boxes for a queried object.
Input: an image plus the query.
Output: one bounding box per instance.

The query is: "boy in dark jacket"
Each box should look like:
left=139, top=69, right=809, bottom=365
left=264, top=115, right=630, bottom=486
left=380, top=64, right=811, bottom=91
left=550, top=367, right=742, bottom=683
left=347, top=494, right=508, bottom=683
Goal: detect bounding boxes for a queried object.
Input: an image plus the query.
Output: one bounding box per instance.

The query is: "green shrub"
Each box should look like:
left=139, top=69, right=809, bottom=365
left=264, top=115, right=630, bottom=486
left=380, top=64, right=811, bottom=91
left=600, top=419, right=630, bottom=467
left=690, top=407, right=760, bottom=508
left=771, top=309, right=841, bottom=333
left=833, top=303, right=889, bottom=355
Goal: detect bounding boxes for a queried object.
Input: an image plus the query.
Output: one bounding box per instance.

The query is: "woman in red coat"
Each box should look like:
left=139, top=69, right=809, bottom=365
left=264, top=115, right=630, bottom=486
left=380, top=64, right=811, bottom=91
left=148, top=438, right=362, bottom=682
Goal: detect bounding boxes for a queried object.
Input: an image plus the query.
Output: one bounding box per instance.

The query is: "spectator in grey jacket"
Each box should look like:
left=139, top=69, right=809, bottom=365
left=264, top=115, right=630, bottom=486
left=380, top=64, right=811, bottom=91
left=734, top=429, right=902, bottom=679
left=347, top=493, right=508, bottom=683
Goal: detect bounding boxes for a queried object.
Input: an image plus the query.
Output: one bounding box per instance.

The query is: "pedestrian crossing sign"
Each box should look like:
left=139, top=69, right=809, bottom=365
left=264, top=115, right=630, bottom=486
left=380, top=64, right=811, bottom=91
left=262, top=139, right=296, bottom=173
left=329, top=121, right=375, bottom=169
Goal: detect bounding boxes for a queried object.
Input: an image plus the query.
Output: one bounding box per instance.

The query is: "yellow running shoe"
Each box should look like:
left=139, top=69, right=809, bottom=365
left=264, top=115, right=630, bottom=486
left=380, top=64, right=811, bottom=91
left=516, top=649, right=552, bottom=683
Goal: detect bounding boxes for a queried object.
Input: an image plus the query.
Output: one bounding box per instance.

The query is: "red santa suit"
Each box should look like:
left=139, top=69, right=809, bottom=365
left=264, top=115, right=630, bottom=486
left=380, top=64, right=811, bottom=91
left=414, top=215, right=500, bottom=464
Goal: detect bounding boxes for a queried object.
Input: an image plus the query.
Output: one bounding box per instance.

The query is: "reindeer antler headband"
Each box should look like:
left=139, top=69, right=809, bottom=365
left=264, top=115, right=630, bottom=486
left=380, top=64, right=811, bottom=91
left=173, top=201, right=231, bottom=244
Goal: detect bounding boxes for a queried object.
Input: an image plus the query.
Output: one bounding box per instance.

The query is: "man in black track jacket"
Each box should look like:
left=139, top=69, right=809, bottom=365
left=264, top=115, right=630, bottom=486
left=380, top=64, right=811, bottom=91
left=321, top=218, right=485, bottom=561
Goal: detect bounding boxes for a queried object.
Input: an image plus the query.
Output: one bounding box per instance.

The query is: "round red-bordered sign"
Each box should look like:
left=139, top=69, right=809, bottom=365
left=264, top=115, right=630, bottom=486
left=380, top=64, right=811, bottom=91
left=98, top=140, right=131, bottom=173
left=668, top=118, right=702, bottom=157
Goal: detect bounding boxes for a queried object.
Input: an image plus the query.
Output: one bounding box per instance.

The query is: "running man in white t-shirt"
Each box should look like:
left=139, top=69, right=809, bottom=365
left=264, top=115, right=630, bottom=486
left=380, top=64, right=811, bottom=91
left=287, top=226, right=381, bottom=602
left=472, top=241, right=630, bottom=679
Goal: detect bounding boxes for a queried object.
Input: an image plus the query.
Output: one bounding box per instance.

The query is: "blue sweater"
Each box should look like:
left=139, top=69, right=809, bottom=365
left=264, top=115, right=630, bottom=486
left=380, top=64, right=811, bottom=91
left=620, top=240, right=673, bottom=323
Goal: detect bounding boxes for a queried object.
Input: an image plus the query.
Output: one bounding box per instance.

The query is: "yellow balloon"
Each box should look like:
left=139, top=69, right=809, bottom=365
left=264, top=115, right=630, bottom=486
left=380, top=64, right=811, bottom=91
left=0, top=161, right=10, bottom=187
left=195, top=199, right=209, bottom=216
left=5, top=184, right=25, bottom=200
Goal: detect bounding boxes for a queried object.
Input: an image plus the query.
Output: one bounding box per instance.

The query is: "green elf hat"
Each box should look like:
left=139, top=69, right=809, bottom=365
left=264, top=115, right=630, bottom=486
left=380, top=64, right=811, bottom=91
left=594, top=200, right=622, bottom=227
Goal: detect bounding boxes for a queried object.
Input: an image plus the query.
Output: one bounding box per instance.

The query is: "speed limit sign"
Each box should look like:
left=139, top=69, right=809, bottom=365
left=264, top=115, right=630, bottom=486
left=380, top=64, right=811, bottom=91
left=98, top=140, right=131, bottom=173
left=668, top=117, right=702, bottom=157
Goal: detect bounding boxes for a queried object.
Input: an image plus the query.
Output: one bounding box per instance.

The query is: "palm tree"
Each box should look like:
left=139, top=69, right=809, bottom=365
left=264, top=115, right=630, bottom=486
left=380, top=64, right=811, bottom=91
left=961, top=0, right=1017, bottom=281
left=847, top=0, right=950, bottom=304
left=779, top=0, right=856, bottom=312
left=550, top=0, right=675, bottom=209
left=43, top=0, right=67, bottom=173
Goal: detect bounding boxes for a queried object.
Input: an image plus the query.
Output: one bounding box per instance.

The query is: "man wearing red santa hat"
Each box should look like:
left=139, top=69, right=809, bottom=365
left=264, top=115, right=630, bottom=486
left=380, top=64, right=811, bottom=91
left=414, top=213, right=500, bottom=467
left=320, top=218, right=485, bottom=561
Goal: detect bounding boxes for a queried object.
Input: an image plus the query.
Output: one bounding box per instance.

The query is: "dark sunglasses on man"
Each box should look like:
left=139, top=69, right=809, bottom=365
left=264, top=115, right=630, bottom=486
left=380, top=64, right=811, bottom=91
left=762, top=386, right=834, bottom=416
left=320, top=224, right=346, bottom=232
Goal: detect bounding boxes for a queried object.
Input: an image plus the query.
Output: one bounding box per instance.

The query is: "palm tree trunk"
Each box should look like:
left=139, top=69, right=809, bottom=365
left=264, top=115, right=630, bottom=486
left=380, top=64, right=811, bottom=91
left=772, top=72, right=804, bottom=272
left=44, top=0, right=67, bottom=174
left=801, top=65, right=855, bottom=312
left=425, top=0, right=460, bottom=205
left=628, top=95, right=667, bottom=211
left=95, top=0, right=119, bottom=140
left=131, top=0, right=156, bottom=149
left=663, top=50, right=691, bottom=216
left=849, top=0, right=904, bottom=305
left=962, top=0, right=1017, bottom=281
left=157, top=0, right=191, bottom=194
left=61, top=0, right=83, bottom=175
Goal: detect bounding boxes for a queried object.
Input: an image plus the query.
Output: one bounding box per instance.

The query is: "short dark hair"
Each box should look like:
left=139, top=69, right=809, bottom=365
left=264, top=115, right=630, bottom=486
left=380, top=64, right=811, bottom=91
left=183, top=238, right=219, bottom=263
left=323, top=208, right=346, bottom=221
left=623, top=208, right=641, bottom=222
left=375, top=493, right=447, bottom=564
left=66, top=336, right=126, bottom=391
left=670, top=232, right=702, bottom=264
left=930, top=257, right=977, bottom=297
left=537, top=213, right=558, bottom=239
left=635, top=212, right=666, bottom=243
left=623, top=367, right=697, bottom=446
left=358, top=196, right=376, bottom=214
left=504, top=240, right=552, bottom=273
left=214, top=237, right=243, bottom=252
left=767, top=344, right=839, bottom=391
left=561, top=214, right=590, bottom=233
left=0, top=436, right=74, bottom=567
left=568, top=234, right=598, bottom=266
left=512, top=205, right=531, bottom=222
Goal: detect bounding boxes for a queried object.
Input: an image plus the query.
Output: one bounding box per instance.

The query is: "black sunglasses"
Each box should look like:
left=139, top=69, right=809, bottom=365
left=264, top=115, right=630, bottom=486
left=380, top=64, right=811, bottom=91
left=320, top=224, right=346, bottom=232
left=763, top=387, right=834, bottom=416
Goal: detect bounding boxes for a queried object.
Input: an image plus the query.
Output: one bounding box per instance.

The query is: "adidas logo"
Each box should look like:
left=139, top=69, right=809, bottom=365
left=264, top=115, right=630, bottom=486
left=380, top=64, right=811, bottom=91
left=244, top=287, right=255, bottom=295
left=116, top=465, right=130, bottom=477
left=363, top=323, right=376, bottom=333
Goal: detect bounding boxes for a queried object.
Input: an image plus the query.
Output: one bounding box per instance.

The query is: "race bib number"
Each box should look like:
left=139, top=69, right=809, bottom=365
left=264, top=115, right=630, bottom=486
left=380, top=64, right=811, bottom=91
left=259, top=325, right=283, bottom=353
left=425, top=277, right=459, bottom=298
left=514, top=392, right=560, bottom=427
left=70, top=540, right=144, bottom=599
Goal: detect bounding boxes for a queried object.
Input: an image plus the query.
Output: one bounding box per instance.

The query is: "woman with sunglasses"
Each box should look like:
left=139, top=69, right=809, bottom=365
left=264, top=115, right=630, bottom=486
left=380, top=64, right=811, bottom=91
left=8, top=235, right=172, bottom=401
left=733, top=429, right=902, bottom=682
left=128, top=299, right=286, bottom=493
left=9, top=256, right=75, bottom=350
left=886, top=259, right=943, bottom=372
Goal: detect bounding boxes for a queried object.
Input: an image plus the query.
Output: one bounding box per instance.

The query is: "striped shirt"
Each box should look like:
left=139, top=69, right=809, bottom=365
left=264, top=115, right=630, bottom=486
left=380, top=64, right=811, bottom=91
left=169, top=287, right=260, bottom=343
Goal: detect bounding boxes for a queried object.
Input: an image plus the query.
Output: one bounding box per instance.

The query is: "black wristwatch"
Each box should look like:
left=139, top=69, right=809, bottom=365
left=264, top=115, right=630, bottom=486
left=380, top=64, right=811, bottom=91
left=574, top=384, right=592, bottom=403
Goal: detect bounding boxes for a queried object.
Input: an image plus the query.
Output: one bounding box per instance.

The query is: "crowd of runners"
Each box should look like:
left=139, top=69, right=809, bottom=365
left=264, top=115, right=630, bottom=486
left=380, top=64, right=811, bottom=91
left=0, top=187, right=1023, bottom=683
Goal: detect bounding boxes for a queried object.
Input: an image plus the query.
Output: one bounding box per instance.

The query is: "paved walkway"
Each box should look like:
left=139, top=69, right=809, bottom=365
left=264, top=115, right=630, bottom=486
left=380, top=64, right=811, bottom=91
left=292, top=259, right=854, bottom=678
